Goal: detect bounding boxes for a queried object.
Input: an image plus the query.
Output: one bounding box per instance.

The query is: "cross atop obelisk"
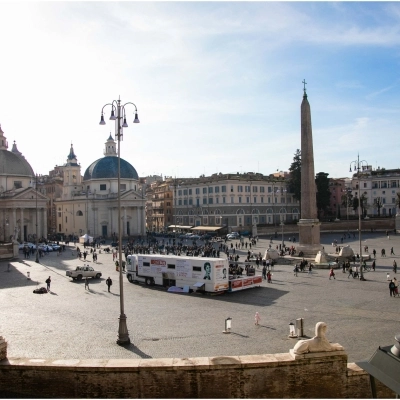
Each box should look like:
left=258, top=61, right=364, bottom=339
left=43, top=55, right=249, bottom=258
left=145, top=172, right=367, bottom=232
left=296, top=81, right=322, bottom=257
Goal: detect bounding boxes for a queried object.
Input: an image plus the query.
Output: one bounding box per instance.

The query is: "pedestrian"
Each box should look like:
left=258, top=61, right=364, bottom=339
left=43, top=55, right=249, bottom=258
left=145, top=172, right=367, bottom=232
left=348, top=265, right=353, bottom=279
left=389, top=280, right=396, bottom=297
left=267, top=270, right=272, bottom=283
left=393, top=260, right=397, bottom=273
left=329, top=268, right=335, bottom=280
left=371, top=260, right=375, bottom=271
left=373, top=249, right=376, bottom=258
left=381, top=249, right=386, bottom=257
left=391, top=247, right=395, bottom=255
left=308, top=264, right=313, bottom=275
left=106, top=276, right=112, bottom=292
left=84, top=277, right=89, bottom=290
left=294, top=264, right=298, bottom=277
left=262, top=265, right=267, bottom=280
left=393, top=277, right=399, bottom=297
left=387, top=272, right=390, bottom=281
left=45, top=276, right=51, bottom=292
left=254, top=312, right=261, bottom=325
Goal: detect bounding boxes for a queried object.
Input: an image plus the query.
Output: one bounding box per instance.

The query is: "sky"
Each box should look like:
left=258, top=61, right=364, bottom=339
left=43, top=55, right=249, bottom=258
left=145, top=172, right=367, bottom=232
left=0, top=1, right=400, bottom=180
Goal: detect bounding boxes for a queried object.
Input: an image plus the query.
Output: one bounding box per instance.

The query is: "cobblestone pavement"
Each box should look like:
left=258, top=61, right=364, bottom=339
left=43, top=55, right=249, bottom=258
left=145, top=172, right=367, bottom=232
left=0, top=231, right=399, bottom=363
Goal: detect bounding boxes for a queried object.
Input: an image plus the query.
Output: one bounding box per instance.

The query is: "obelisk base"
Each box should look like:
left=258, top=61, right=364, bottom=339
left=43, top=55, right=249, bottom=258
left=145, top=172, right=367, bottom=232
left=297, top=219, right=323, bottom=258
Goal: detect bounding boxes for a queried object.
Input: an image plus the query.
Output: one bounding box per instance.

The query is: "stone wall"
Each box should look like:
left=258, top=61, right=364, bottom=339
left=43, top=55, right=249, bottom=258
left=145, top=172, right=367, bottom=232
left=0, top=353, right=395, bottom=398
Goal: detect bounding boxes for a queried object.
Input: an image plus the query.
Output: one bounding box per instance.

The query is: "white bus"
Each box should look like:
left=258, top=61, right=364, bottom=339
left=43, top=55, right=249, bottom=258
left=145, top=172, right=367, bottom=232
left=126, top=254, right=262, bottom=293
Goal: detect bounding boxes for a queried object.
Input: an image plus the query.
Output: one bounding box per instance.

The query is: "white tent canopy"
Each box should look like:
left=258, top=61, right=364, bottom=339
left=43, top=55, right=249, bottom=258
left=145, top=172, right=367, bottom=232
left=79, top=233, right=94, bottom=244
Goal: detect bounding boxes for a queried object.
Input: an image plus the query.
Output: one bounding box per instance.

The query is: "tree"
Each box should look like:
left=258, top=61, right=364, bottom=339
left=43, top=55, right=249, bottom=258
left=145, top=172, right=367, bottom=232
left=315, top=172, right=331, bottom=219
left=373, top=197, right=383, bottom=217
left=288, top=149, right=301, bottom=206
left=341, top=190, right=353, bottom=219
left=395, top=192, right=400, bottom=213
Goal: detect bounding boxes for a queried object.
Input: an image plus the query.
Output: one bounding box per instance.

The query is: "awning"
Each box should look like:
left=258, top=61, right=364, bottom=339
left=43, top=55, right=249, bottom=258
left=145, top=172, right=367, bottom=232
left=168, top=225, right=193, bottom=229
left=190, top=226, right=223, bottom=232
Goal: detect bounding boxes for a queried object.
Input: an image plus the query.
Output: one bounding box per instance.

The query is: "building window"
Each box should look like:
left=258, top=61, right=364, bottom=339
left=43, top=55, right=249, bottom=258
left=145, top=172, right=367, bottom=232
left=239, top=197, right=242, bottom=203
left=189, top=189, right=192, bottom=195
left=209, top=198, right=213, bottom=204
left=268, top=197, right=271, bottom=203
left=216, top=217, right=220, bottom=224
left=222, top=186, right=226, bottom=192
left=223, top=197, right=226, bottom=204
left=245, top=186, right=250, bottom=192
left=261, top=197, right=264, bottom=203
left=183, top=199, right=187, bottom=205
left=195, top=188, right=200, bottom=195
left=208, top=187, right=213, bottom=194
left=231, top=196, right=234, bottom=203
left=14, top=181, right=22, bottom=189
left=268, top=187, right=272, bottom=193
left=100, top=184, right=106, bottom=191
left=246, top=197, right=250, bottom=203
left=253, top=186, right=258, bottom=192
left=203, top=187, right=207, bottom=194
left=254, top=197, right=257, bottom=203
left=189, top=199, right=193, bottom=205
left=183, top=189, right=188, bottom=196
left=238, top=186, right=243, bottom=192
left=202, top=198, right=207, bottom=204
left=215, top=186, right=219, bottom=193
left=260, top=186, right=265, bottom=193
left=120, top=184, right=126, bottom=191
left=178, top=200, right=182, bottom=205
left=216, top=197, right=219, bottom=204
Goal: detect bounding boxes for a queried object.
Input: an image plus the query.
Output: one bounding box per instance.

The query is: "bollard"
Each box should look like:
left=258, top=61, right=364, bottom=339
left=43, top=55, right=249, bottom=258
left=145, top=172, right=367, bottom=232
left=296, top=318, right=304, bottom=337
left=27, top=271, right=30, bottom=280
left=7, top=263, right=10, bottom=272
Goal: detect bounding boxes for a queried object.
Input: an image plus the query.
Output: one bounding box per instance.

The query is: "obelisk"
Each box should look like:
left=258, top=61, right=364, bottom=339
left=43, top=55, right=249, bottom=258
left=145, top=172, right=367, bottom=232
left=297, top=81, right=322, bottom=257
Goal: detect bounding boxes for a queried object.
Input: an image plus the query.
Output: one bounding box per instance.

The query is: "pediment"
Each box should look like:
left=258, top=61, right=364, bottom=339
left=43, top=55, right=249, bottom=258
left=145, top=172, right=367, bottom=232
left=12, top=188, right=48, bottom=201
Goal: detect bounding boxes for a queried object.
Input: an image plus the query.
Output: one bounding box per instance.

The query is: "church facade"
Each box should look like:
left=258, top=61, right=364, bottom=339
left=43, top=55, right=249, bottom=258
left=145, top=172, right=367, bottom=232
left=0, top=125, right=48, bottom=243
left=55, top=135, right=146, bottom=241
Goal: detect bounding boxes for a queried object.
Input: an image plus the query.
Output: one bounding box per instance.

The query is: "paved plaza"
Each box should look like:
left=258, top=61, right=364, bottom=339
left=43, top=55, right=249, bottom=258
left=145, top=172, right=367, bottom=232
left=0, top=231, right=399, bottom=363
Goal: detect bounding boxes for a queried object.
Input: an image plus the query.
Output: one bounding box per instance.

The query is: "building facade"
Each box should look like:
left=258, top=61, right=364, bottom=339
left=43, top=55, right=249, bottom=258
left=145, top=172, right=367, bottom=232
left=0, top=125, right=48, bottom=242
left=55, top=135, right=146, bottom=240
left=172, top=172, right=298, bottom=232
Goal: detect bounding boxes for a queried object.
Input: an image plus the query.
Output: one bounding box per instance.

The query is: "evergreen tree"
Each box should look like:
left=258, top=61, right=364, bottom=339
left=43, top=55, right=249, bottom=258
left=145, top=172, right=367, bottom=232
left=315, top=172, right=331, bottom=218
left=288, top=149, right=301, bottom=206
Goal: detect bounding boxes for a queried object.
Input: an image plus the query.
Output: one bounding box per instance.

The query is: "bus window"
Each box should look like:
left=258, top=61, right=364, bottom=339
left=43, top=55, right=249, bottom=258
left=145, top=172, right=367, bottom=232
left=143, top=262, right=150, bottom=267
left=193, top=266, right=201, bottom=272
left=167, top=264, right=175, bottom=269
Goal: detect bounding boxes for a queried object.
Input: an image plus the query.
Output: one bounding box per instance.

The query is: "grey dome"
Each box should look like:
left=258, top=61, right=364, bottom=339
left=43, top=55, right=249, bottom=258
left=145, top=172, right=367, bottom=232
left=83, top=156, right=139, bottom=181
left=0, top=149, right=34, bottom=176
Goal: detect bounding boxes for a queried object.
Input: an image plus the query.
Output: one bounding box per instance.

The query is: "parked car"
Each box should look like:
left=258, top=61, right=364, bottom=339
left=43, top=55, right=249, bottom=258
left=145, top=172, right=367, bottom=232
left=227, top=232, right=240, bottom=240
left=18, top=242, right=36, bottom=250
left=66, top=265, right=102, bottom=281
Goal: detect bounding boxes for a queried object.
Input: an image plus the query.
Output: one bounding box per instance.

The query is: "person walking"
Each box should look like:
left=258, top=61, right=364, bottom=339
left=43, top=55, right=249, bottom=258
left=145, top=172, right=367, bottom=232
left=391, top=247, right=395, bottom=256
left=329, top=268, right=336, bottom=280
left=372, top=260, right=376, bottom=271
left=267, top=270, right=272, bottom=283
left=372, top=249, right=376, bottom=258
left=389, top=280, right=396, bottom=297
left=393, top=260, right=397, bottom=274
left=347, top=265, right=353, bottom=279
left=308, top=264, right=313, bottom=275
left=294, top=264, right=298, bottom=277
left=84, top=277, right=89, bottom=290
left=45, top=276, right=51, bottom=292
left=106, top=277, right=112, bottom=292
left=254, top=312, right=261, bottom=326
left=262, top=265, right=267, bottom=280
left=393, top=277, right=399, bottom=297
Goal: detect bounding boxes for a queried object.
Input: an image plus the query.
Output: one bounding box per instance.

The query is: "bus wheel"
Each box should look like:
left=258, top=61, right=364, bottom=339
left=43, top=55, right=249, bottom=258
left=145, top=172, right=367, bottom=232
left=127, top=274, right=133, bottom=283
left=145, top=277, right=151, bottom=286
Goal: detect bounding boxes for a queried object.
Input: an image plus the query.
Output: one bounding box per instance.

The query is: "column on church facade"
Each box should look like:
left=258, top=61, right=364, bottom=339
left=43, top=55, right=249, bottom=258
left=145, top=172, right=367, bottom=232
left=12, top=208, right=17, bottom=240
left=20, top=208, right=24, bottom=241
left=123, top=207, right=127, bottom=236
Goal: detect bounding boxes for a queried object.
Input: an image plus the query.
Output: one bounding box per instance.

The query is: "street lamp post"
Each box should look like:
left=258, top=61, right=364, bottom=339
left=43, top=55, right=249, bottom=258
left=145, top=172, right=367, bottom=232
left=280, top=220, right=284, bottom=250
left=35, top=174, right=39, bottom=263
left=349, top=154, right=368, bottom=281
left=100, top=96, right=139, bottom=345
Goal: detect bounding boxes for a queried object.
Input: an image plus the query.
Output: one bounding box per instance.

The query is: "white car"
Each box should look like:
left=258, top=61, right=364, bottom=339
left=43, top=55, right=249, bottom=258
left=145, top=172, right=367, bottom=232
left=227, top=233, right=240, bottom=240
left=39, top=244, right=53, bottom=252
left=19, top=242, right=36, bottom=250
